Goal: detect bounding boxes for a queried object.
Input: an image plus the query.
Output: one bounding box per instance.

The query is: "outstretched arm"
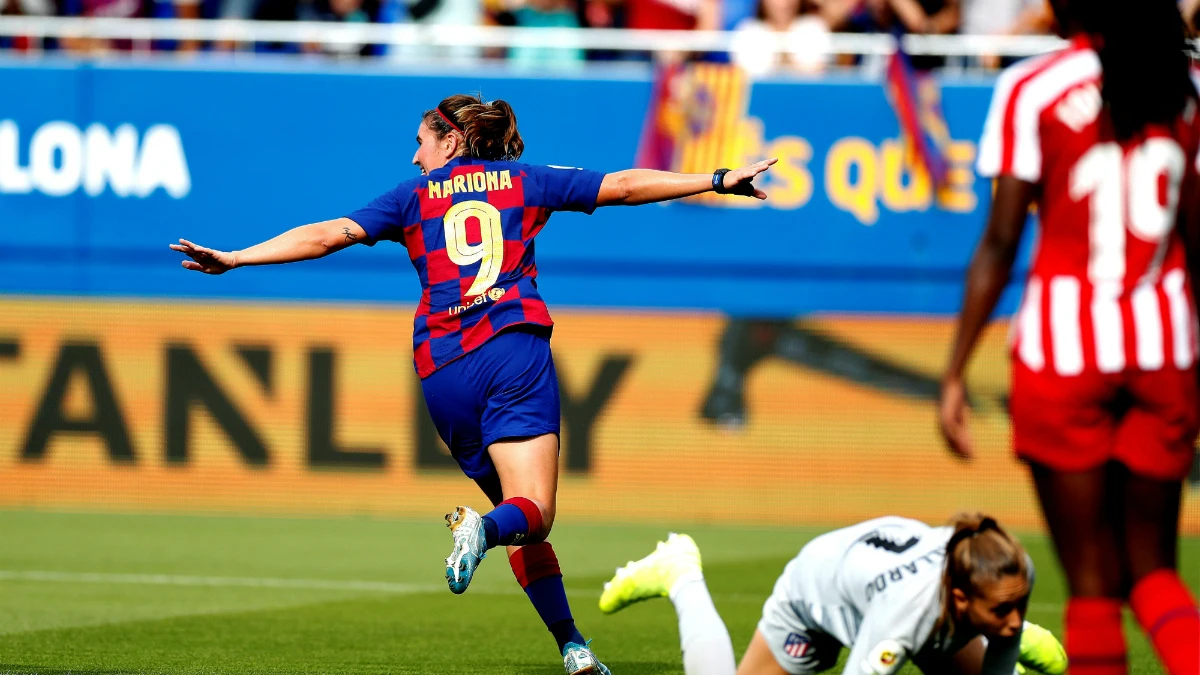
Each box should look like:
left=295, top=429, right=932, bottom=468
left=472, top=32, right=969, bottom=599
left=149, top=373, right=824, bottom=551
left=595, top=159, right=777, bottom=207
left=938, top=176, right=1034, bottom=459
left=171, top=217, right=368, bottom=274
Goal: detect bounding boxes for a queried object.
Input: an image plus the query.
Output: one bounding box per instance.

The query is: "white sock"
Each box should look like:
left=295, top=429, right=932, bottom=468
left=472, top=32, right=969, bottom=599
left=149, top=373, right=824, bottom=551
left=669, top=577, right=737, bottom=675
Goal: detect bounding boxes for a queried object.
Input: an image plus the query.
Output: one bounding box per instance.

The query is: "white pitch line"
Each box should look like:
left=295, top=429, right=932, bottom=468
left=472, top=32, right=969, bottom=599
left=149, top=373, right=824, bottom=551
left=0, top=570, right=474, bottom=595
left=1028, top=604, right=1063, bottom=612
left=0, top=570, right=1063, bottom=612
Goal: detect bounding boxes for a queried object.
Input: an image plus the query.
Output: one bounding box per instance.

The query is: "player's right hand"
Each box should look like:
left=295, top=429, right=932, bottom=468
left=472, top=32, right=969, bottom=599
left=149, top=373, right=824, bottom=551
left=938, top=376, right=974, bottom=460
left=722, top=158, right=778, bottom=200
left=171, top=239, right=238, bottom=275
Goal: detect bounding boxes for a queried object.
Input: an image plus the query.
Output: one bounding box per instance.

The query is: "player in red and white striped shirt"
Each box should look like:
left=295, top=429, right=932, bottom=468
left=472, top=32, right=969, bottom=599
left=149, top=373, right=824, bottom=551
left=938, top=1, right=1200, bottom=674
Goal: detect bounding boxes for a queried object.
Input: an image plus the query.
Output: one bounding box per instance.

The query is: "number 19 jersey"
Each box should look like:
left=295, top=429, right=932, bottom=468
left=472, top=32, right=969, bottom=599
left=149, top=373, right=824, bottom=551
left=977, top=36, right=1200, bottom=479
left=347, top=157, right=604, bottom=377
left=978, top=35, right=1200, bottom=377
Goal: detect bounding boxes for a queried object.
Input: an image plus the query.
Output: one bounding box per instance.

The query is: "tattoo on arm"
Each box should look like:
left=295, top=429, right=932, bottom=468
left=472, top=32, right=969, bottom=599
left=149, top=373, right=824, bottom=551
left=342, top=227, right=359, bottom=243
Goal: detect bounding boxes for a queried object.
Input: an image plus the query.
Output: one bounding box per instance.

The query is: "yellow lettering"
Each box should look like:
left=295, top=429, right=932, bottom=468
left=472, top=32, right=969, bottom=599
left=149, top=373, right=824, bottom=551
left=499, top=170, right=512, bottom=190
left=428, top=181, right=441, bottom=200
left=486, top=172, right=500, bottom=191
left=825, top=137, right=879, bottom=225
left=763, top=136, right=814, bottom=210
left=936, top=141, right=978, bottom=213
left=442, top=179, right=453, bottom=197
left=472, top=172, right=487, bottom=192
left=453, top=175, right=467, bottom=194
left=880, top=140, right=932, bottom=213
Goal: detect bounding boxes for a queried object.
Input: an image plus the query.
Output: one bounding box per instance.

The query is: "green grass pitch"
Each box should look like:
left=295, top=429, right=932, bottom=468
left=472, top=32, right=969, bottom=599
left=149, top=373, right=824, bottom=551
left=0, top=510, right=1195, bottom=674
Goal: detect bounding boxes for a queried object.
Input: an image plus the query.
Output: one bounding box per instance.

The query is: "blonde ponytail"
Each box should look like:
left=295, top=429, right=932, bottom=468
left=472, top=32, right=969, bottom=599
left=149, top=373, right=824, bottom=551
left=936, top=513, right=1029, bottom=639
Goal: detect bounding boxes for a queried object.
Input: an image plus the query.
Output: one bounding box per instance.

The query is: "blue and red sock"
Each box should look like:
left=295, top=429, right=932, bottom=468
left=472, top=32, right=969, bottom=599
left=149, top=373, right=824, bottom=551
left=510, top=542, right=586, bottom=653
left=483, top=497, right=544, bottom=548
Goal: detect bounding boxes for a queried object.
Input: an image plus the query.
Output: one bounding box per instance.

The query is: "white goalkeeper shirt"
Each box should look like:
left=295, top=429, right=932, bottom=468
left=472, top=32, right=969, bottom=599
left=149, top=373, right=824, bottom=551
left=783, top=516, right=1026, bottom=675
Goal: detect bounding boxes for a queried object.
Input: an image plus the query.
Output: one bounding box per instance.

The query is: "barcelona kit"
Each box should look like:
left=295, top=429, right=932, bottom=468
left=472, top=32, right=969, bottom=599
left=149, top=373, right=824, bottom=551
left=347, top=157, right=605, bottom=479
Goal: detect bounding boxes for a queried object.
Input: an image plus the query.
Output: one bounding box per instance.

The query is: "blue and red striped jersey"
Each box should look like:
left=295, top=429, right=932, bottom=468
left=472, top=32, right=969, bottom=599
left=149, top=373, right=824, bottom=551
left=347, top=157, right=605, bottom=377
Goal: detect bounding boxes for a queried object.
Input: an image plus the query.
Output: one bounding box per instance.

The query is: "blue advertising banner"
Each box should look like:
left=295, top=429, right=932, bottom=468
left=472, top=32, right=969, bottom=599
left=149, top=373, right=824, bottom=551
left=0, top=59, right=1026, bottom=315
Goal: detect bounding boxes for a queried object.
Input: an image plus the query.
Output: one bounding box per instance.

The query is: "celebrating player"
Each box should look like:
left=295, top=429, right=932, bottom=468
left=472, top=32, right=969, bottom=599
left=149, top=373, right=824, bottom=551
left=938, top=1, right=1200, bottom=674
left=599, top=514, right=1067, bottom=675
left=171, top=93, right=775, bottom=675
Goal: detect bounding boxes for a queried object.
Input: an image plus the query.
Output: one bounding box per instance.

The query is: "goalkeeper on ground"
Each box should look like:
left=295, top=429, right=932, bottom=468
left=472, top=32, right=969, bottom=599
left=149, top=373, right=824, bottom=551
left=599, top=514, right=1067, bottom=675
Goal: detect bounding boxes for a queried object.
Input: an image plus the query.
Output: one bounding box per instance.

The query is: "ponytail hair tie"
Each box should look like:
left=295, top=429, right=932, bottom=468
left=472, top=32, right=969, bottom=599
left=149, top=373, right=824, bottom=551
left=947, top=516, right=998, bottom=552
left=947, top=528, right=974, bottom=551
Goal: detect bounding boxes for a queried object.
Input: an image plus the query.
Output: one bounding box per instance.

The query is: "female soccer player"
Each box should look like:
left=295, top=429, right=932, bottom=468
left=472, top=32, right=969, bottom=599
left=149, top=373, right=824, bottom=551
left=938, top=1, right=1200, bottom=674
left=599, top=514, right=1067, bottom=675
left=171, top=93, right=775, bottom=675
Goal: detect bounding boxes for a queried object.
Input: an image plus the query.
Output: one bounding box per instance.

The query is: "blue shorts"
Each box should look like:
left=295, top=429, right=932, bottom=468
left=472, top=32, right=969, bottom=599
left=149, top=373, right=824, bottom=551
left=420, top=327, right=561, bottom=481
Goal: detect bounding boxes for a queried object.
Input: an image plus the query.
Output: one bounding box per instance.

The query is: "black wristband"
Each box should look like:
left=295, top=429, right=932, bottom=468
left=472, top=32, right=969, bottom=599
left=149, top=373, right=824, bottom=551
left=712, top=168, right=732, bottom=194
left=713, top=167, right=756, bottom=197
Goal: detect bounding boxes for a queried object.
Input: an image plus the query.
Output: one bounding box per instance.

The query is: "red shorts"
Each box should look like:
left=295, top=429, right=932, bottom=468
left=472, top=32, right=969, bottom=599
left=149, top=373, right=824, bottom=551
left=1011, top=360, right=1200, bottom=481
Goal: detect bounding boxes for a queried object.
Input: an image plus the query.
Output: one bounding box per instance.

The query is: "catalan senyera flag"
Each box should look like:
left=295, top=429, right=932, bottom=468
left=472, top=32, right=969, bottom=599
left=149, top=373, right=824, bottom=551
left=885, top=45, right=951, bottom=189
left=636, top=63, right=753, bottom=205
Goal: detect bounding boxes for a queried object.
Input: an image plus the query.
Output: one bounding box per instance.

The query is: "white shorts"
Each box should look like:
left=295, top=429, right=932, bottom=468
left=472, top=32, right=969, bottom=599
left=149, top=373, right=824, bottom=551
left=757, top=558, right=843, bottom=675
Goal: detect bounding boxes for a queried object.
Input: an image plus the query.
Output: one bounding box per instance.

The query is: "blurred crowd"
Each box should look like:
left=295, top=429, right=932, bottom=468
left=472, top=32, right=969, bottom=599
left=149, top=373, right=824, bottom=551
left=0, top=0, right=1197, bottom=69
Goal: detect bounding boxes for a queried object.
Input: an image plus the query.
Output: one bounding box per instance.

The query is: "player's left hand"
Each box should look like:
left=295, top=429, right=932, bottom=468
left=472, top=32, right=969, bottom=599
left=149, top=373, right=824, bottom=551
left=722, top=158, right=778, bottom=199
left=938, top=376, right=974, bottom=460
